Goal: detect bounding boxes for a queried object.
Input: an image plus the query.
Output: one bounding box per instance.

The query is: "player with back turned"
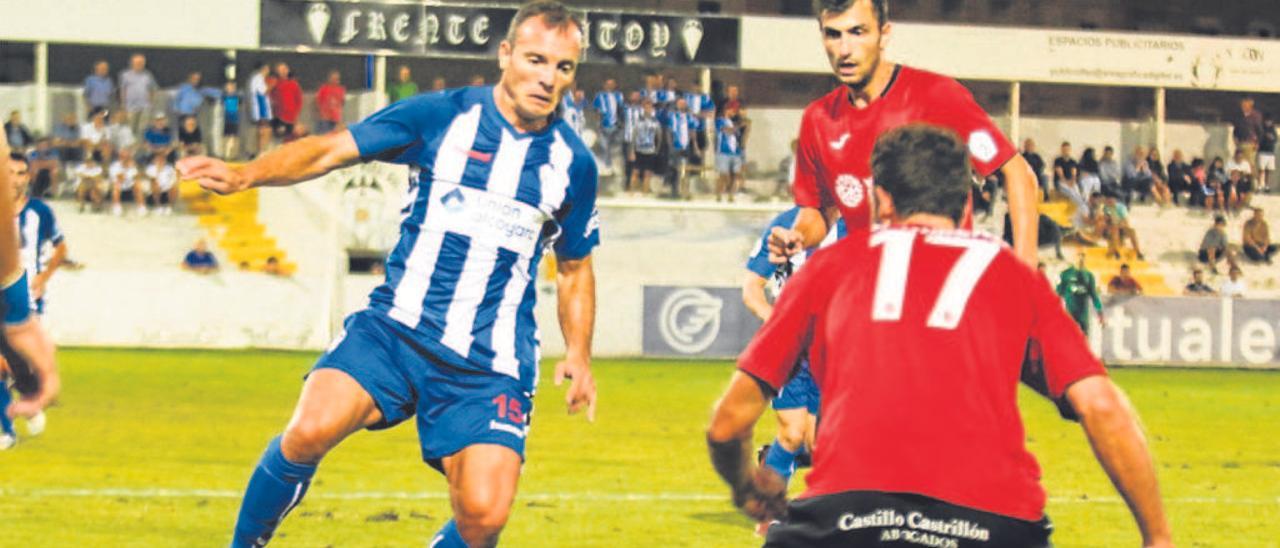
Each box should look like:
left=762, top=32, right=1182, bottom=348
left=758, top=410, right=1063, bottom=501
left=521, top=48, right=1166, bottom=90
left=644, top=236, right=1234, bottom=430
left=707, top=125, right=1172, bottom=547
left=770, top=0, right=1042, bottom=267
left=179, top=2, right=599, bottom=546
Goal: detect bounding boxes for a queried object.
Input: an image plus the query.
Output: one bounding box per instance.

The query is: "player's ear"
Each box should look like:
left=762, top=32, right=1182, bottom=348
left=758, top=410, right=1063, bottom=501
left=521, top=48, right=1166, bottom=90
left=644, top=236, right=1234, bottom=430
left=498, top=40, right=513, bottom=71
left=874, top=186, right=895, bottom=221
left=878, top=21, right=893, bottom=51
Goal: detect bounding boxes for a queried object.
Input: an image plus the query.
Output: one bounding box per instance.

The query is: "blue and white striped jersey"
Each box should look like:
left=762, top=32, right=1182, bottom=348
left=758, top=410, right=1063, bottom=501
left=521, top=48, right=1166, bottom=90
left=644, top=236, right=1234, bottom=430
left=18, top=198, right=64, bottom=311
left=349, top=86, right=600, bottom=392
left=249, top=72, right=272, bottom=122
left=745, top=207, right=846, bottom=298
left=592, top=91, right=623, bottom=129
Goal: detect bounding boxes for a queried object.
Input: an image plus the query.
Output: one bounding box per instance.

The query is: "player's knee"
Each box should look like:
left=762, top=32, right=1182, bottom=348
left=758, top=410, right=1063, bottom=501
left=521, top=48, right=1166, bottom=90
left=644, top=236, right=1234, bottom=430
left=280, top=420, right=338, bottom=463
left=454, top=493, right=511, bottom=544
left=779, top=421, right=806, bottom=448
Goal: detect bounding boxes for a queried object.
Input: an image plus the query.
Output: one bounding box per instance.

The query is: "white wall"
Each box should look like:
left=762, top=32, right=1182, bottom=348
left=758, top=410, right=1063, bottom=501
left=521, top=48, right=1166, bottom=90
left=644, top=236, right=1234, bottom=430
left=0, top=0, right=259, bottom=49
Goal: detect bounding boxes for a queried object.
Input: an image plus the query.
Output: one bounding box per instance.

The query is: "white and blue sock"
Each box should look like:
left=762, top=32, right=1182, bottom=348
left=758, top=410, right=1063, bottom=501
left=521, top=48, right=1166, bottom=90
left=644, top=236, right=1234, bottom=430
left=429, top=519, right=467, bottom=548
left=231, top=435, right=316, bottom=547
left=0, top=385, right=14, bottom=436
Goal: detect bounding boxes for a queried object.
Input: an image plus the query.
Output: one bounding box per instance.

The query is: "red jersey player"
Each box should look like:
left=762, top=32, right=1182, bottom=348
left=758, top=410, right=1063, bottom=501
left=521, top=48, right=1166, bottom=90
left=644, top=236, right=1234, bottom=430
left=770, top=0, right=1042, bottom=267
left=707, top=126, right=1172, bottom=547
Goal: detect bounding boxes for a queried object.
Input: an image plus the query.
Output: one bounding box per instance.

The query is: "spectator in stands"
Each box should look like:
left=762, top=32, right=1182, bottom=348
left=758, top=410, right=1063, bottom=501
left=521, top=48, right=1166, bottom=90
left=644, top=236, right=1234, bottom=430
left=1226, top=149, right=1252, bottom=212
left=1146, top=147, right=1172, bottom=206
left=144, top=153, right=179, bottom=216
left=269, top=63, right=303, bottom=141
left=106, top=110, right=136, bottom=154
left=263, top=256, right=286, bottom=276
left=1103, top=194, right=1145, bottom=260
left=1166, top=149, right=1192, bottom=206
left=119, top=53, right=157, bottom=137
left=1021, top=139, right=1047, bottom=200
left=1183, top=268, right=1216, bottom=296
left=723, top=84, right=744, bottom=116
left=1053, top=141, right=1078, bottom=201
left=249, top=62, right=274, bottom=156
left=1122, top=145, right=1154, bottom=205
left=560, top=87, right=585, bottom=136
left=177, top=115, right=204, bottom=157
left=182, top=239, right=218, bottom=274
left=1108, top=264, right=1143, bottom=296
left=1220, top=265, right=1246, bottom=298
left=1198, top=214, right=1237, bottom=273
left=1199, top=157, right=1226, bottom=212
left=622, top=91, right=643, bottom=187
left=5, top=111, right=33, bottom=151
left=108, top=150, right=144, bottom=216
left=1242, top=207, right=1276, bottom=264
left=628, top=99, right=662, bottom=196
left=666, top=97, right=699, bottom=200
left=1078, top=147, right=1102, bottom=199
left=388, top=65, right=417, bottom=103
left=143, top=114, right=175, bottom=162
left=173, top=71, right=220, bottom=122
left=593, top=78, right=624, bottom=176
left=641, top=71, right=663, bottom=105
left=27, top=139, right=59, bottom=198
left=1002, top=211, right=1065, bottom=260
left=83, top=60, right=114, bottom=112
left=52, top=113, right=83, bottom=167
left=1099, top=145, right=1122, bottom=198
left=1233, top=97, right=1263, bottom=176
left=715, top=115, right=744, bottom=203
left=80, top=108, right=111, bottom=160
left=468, top=74, right=486, bottom=86
left=221, top=81, right=241, bottom=160
left=684, top=81, right=714, bottom=153
left=1258, top=115, right=1276, bottom=193
left=315, top=69, right=346, bottom=135
left=431, top=77, right=447, bottom=92
left=74, top=149, right=106, bottom=212
left=974, top=173, right=998, bottom=219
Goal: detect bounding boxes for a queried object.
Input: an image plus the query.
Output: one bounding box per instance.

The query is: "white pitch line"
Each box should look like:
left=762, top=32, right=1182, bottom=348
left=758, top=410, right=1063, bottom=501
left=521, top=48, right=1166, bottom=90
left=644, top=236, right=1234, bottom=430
left=0, top=488, right=1276, bottom=506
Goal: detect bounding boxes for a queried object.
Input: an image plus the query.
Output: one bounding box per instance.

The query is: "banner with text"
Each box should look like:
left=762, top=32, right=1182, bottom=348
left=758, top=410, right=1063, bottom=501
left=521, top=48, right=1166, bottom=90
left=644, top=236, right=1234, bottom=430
left=261, top=0, right=740, bottom=66
left=643, top=286, right=1278, bottom=369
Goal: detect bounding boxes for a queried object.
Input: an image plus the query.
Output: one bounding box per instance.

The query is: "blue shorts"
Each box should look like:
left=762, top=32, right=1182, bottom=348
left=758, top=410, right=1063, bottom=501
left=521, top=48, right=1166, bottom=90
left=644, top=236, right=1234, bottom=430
left=314, top=310, right=533, bottom=471
left=772, top=361, right=820, bottom=415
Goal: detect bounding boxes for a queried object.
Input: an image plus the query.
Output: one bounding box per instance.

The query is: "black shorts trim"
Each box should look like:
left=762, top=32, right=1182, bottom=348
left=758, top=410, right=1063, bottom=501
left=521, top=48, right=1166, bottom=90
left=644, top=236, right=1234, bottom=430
left=765, top=491, right=1052, bottom=548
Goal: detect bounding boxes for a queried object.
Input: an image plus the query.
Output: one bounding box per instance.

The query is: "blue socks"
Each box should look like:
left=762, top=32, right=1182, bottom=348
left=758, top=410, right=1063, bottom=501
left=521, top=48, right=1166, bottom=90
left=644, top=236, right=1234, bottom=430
left=231, top=435, right=317, bottom=547
left=762, top=439, right=803, bottom=485
left=0, top=384, right=13, bottom=436
left=429, top=519, right=467, bottom=548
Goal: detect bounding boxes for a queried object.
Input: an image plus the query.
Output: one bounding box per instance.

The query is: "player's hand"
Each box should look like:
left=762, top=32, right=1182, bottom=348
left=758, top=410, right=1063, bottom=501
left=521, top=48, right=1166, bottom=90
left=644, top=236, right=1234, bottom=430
left=177, top=156, right=249, bottom=195
left=30, top=275, right=47, bottom=300
left=768, top=227, right=804, bottom=264
left=554, top=357, right=597, bottom=422
left=732, top=465, right=788, bottom=522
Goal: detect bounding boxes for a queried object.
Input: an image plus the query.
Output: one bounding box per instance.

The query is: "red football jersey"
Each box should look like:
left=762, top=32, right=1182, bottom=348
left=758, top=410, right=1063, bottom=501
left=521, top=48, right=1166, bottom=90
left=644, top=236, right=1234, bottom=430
left=793, top=66, right=1017, bottom=230
left=738, top=225, right=1105, bottom=522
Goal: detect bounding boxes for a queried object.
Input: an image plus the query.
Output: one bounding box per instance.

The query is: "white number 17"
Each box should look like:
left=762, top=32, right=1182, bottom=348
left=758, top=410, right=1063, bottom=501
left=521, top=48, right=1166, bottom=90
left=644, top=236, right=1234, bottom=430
left=870, top=230, right=999, bottom=330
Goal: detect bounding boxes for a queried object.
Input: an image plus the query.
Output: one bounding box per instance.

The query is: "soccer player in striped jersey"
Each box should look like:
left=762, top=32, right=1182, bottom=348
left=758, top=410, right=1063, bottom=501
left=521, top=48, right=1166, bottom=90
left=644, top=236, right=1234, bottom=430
left=179, top=3, right=598, bottom=546
left=742, top=207, right=845, bottom=533
left=0, top=132, right=60, bottom=450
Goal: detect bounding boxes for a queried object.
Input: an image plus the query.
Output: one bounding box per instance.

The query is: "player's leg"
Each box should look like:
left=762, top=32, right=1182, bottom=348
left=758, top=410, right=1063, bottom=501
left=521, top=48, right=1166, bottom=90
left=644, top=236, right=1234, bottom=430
left=232, top=311, right=412, bottom=547
left=110, top=180, right=123, bottom=215
left=0, top=363, right=15, bottom=448
left=764, top=408, right=808, bottom=485
left=431, top=444, right=523, bottom=547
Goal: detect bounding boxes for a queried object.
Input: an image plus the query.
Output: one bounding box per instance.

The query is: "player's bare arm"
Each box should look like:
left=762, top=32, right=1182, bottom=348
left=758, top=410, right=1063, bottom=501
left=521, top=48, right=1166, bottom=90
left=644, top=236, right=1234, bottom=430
left=555, top=255, right=597, bottom=422
left=1066, top=375, right=1173, bottom=547
left=32, top=240, right=68, bottom=299
left=707, top=371, right=787, bottom=521
left=741, top=272, right=772, bottom=322
left=767, top=206, right=835, bottom=263
left=178, top=130, right=361, bottom=195
left=1002, top=154, right=1042, bottom=266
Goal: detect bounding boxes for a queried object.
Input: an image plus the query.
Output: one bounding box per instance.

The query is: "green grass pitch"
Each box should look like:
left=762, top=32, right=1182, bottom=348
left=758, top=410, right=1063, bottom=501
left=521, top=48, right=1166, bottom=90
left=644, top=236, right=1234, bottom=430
left=1, top=349, right=1277, bottom=546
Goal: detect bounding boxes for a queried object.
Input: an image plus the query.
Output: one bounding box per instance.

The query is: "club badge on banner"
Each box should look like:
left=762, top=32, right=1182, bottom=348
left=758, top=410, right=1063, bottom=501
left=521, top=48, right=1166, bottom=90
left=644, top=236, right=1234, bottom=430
left=261, top=0, right=741, bottom=67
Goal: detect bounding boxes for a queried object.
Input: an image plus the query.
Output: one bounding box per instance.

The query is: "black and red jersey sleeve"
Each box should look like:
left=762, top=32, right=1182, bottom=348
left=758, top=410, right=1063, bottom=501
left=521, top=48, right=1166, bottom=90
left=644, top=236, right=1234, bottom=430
left=738, top=253, right=824, bottom=391
left=928, top=76, right=1017, bottom=177
left=1027, top=268, right=1107, bottom=399
left=792, top=110, right=827, bottom=210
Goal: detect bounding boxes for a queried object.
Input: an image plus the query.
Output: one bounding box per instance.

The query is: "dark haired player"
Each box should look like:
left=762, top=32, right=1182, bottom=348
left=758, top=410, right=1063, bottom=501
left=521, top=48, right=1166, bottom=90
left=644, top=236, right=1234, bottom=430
left=180, top=2, right=599, bottom=546
left=708, top=125, right=1172, bottom=547
left=770, top=0, right=1041, bottom=267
